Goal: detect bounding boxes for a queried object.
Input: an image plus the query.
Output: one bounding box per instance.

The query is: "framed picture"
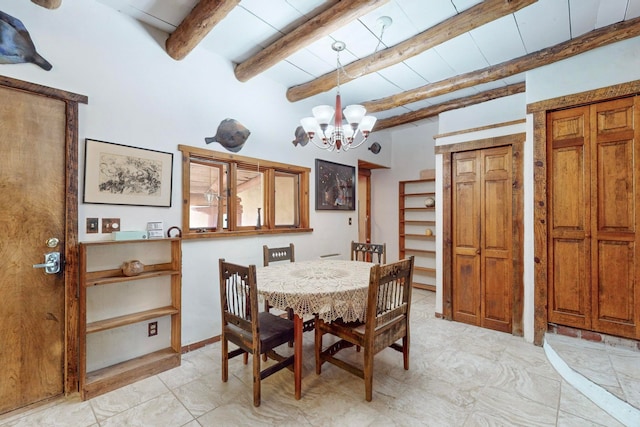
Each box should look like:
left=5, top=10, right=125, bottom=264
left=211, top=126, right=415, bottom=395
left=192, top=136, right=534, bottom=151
left=83, top=139, right=173, bottom=207
left=315, top=159, right=355, bottom=211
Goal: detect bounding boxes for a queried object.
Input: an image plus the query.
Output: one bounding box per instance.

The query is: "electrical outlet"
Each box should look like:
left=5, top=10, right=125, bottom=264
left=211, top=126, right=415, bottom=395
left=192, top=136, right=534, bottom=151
left=86, top=218, right=99, bottom=233
left=148, top=321, right=158, bottom=337
left=102, top=218, right=121, bottom=233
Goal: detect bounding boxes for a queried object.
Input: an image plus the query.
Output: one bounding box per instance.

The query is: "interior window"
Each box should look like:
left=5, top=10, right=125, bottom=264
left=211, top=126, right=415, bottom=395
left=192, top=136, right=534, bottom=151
left=275, top=171, right=299, bottom=227
left=189, top=159, right=228, bottom=231
left=179, top=145, right=311, bottom=238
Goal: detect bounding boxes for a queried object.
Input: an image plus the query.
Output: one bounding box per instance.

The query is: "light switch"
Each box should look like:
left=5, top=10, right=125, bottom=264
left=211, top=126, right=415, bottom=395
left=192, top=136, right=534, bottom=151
left=102, top=218, right=121, bottom=233
left=86, top=218, right=98, bottom=233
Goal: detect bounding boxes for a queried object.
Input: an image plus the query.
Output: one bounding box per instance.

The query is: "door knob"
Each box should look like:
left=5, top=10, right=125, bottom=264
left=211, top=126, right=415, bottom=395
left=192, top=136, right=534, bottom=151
left=33, top=252, right=60, bottom=274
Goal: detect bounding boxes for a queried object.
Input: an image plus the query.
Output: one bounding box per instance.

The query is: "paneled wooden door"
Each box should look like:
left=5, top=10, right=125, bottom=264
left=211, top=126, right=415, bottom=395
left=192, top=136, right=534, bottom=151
left=0, top=85, right=68, bottom=414
left=452, top=146, right=513, bottom=333
left=547, top=97, right=640, bottom=339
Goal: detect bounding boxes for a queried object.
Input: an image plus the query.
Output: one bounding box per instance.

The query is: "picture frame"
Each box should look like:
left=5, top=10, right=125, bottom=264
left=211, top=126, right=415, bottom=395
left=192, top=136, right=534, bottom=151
left=83, top=139, right=173, bottom=207
left=315, top=159, right=355, bottom=211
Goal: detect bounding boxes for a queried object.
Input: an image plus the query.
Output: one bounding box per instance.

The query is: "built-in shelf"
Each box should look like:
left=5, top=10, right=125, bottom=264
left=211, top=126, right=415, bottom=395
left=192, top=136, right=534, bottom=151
left=79, top=238, right=182, bottom=400
left=400, top=177, right=436, bottom=291
left=83, top=348, right=179, bottom=401
left=86, top=306, right=180, bottom=334
left=84, top=267, right=179, bottom=287
left=401, top=220, right=436, bottom=225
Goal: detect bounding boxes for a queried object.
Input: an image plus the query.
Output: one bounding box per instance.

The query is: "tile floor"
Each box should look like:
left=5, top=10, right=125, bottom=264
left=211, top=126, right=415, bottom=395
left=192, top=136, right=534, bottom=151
left=1, top=290, right=636, bottom=426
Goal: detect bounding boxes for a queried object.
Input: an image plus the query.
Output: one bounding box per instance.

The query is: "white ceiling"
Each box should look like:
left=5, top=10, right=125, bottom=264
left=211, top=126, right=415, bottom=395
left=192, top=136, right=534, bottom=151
left=96, top=0, right=640, bottom=127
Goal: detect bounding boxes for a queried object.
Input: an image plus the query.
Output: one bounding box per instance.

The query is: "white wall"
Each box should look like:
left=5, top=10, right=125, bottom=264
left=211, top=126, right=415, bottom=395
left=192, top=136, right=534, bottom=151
left=527, top=36, right=640, bottom=104
left=372, top=120, right=439, bottom=262
left=0, top=0, right=394, bottom=361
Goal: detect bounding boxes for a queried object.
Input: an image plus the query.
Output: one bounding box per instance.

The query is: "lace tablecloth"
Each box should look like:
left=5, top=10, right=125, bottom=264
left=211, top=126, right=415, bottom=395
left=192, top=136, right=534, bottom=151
left=256, top=259, right=374, bottom=323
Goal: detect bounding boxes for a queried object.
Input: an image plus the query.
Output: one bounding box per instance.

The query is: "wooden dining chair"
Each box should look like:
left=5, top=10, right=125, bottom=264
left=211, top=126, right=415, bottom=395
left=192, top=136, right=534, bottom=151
left=218, top=258, right=295, bottom=407
left=262, top=244, right=295, bottom=317
left=314, top=256, right=415, bottom=402
left=263, top=243, right=295, bottom=266
left=351, top=241, right=386, bottom=264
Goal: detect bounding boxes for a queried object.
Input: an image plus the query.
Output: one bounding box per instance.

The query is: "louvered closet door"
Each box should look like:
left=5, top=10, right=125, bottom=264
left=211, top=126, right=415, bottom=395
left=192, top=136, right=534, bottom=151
left=452, top=146, right=513, bottom=332
left=548, top=97, right=640, bottom=339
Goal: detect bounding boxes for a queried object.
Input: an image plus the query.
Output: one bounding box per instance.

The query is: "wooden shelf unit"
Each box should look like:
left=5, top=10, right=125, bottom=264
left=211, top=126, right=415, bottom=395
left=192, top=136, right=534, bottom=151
left=400, top=178, right=436, bottom=291
left=79, top=238, right=182, bottom=400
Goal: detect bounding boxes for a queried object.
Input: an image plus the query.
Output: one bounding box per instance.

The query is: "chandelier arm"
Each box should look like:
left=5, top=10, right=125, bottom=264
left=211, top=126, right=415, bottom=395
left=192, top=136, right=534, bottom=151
left=309, top=136, right=334, bottom=151
left=346, top=135, right=369, bottom=151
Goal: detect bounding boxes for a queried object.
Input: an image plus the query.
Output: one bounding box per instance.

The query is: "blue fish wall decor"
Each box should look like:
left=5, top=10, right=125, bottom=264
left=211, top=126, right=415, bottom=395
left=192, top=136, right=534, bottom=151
left=0, top=11, right=52, bottom=70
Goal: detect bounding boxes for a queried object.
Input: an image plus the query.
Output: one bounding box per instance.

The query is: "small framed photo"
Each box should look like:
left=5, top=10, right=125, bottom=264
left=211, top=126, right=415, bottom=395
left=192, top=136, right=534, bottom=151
left=83, top=139, right=173, bottom=207
left=315, top=159, right=356, bottom=211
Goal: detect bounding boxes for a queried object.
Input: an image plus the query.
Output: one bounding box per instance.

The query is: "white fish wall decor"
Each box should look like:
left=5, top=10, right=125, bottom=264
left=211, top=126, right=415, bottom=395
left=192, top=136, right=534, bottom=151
left=204, top=118, right=251, bottom=152
left=0, top=11, right=52, bottom=70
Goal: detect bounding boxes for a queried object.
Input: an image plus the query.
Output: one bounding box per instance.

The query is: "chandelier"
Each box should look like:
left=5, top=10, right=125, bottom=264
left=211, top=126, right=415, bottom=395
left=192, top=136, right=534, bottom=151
left=300, top=41, right=377, bottom=152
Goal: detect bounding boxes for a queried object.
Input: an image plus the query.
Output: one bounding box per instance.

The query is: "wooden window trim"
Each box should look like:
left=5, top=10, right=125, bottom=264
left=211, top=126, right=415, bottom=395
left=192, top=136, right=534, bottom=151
left=178, top=145, right=312, bottom=239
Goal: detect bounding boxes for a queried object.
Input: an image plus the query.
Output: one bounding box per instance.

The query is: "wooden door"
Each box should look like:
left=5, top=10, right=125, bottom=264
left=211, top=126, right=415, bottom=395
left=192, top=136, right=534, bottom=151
left=590, top=98, right=639, bottom=338
left=547, top=106, right=591, bottom=329
left=547, top=97, right=640, bottom=339
left=452, top=151, right=481, bottom=325
left=0, top=86, right=67, bottom=413
left=453, top=146, right=513, bottom=332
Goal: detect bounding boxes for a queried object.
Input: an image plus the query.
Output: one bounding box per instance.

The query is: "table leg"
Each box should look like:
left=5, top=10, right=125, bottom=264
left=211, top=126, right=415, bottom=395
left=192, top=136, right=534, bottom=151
left=294, top=314, right=302, bottom=400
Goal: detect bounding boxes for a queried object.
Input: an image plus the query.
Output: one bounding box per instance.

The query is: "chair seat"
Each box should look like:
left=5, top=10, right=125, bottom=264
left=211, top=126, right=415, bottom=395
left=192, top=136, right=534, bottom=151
left=227, top=312, right=294, bottom=352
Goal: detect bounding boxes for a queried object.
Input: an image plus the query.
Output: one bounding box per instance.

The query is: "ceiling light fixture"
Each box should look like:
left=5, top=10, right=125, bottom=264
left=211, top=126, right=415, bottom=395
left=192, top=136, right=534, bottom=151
left=300, top=41, right=376, bottom=152
left=300, top=17, right=392, bottom=152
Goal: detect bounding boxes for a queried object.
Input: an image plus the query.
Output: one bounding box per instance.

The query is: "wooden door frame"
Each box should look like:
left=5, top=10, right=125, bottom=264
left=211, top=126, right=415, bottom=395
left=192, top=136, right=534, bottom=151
left=528, top=79, right=640, bottom=345
left=357, top=160, right=388, bottom=244
left=0, top=75, right=88, bottom=394
left=435, top=133, right=525, bottom=336
left=358, top=168, right=371, bottom=242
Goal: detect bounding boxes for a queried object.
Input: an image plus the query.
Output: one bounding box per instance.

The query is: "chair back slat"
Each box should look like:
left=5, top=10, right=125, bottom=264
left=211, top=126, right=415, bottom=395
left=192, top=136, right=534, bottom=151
left=351, top=241, right=386, bottom=264
left=263, top=243, right=295, bottom=266
left=219, top=259, right=258, bottom=335
left=367, top=257, right=414, bottom=329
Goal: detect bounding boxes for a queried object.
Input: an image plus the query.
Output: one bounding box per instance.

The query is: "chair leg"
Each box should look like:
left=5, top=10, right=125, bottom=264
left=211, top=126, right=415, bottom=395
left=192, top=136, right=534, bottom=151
left=244, top=352, right=249, bottom=365
left=253, top=351, right=261, bottom=407
left=221, top=338, right=229, bottom=382
left=314, top=321, right=323, bottom=374
left=403, top=336, right=409, bottom=370
left=363, top=348, right=374, bottom=402
left=287, top=308, right=294, bottom=347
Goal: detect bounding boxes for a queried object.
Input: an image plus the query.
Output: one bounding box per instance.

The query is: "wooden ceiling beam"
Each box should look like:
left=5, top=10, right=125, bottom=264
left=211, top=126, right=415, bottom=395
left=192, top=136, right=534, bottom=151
left=286, top=0, right=537, bottom=102
left=364, top=16, right=640, bottom=113
left=31, top=0, right=61, bottom=9
left=166, top=0, right=240, bottom=61
left=234, top=0, right=389, bottom=82
left=374, top=82, right=526, bottom=131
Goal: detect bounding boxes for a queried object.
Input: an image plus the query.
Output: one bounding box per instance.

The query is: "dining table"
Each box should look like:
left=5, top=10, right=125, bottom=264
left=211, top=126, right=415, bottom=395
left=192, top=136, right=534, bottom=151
left=256, top=258, right=375, bottom=399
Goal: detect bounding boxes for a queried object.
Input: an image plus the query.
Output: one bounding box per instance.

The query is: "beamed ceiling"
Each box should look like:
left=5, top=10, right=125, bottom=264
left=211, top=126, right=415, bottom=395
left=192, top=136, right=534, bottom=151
left=34, top=0, right=640, bottom=131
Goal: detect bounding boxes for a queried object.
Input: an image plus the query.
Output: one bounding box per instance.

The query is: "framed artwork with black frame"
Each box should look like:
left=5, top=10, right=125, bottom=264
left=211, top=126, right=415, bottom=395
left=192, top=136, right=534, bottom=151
left=315, top=158, right=355, bottom=211
left=83, top=138, right=173, bottom=207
